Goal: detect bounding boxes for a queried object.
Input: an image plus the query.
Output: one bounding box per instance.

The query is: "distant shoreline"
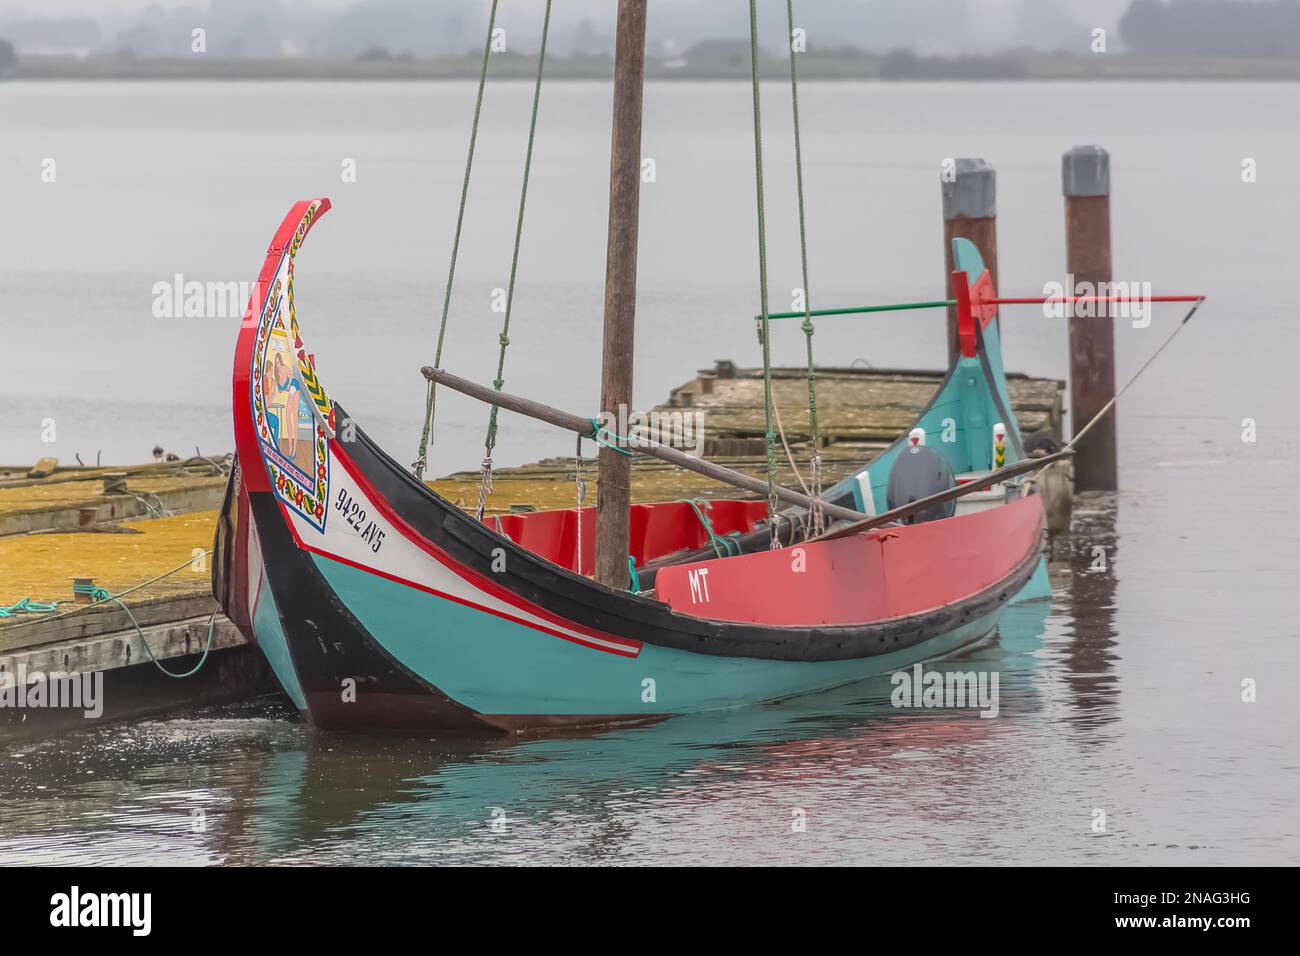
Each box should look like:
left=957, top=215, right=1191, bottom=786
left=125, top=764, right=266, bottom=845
left=5, top=50, right=1300, bottom=82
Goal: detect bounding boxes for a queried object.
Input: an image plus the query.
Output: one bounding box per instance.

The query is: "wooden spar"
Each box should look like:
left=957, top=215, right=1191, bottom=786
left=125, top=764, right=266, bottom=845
left=421, top=367, right=867, bottom=523
left=594, top=0, right=649, bottom=588
left=810, top=448, right=1074, bottom=543
left=991, top=295, right=1203, bottom=306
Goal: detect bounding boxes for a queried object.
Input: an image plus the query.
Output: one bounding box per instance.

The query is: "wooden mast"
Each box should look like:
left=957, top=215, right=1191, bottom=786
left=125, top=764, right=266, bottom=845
left=594, top=0, right=648, bottom=588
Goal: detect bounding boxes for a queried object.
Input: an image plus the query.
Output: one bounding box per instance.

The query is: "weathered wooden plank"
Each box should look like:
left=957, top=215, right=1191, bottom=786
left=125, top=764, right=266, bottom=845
left=0, top=611, right=244, bottom=676
left=657, top=364, right=1063, bottom=442
left=0, top=594, right=219, bottom=654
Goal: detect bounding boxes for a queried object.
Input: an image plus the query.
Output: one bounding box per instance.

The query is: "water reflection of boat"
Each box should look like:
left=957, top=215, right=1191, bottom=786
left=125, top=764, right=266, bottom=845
left=225, top=597, right=1051, bottom=861
left=0, top=588, right=1050, bottom=864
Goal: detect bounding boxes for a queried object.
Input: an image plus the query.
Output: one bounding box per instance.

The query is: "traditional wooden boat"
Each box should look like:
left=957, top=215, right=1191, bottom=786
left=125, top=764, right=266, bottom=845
left=207, top=0, right=1128, bottom=733
left=211, top=197, right=1050, bottom=732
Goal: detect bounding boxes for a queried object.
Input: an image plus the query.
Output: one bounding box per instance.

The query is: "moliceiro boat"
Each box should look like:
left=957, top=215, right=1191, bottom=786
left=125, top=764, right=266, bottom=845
left=212, top=198, right=1049, bottom=733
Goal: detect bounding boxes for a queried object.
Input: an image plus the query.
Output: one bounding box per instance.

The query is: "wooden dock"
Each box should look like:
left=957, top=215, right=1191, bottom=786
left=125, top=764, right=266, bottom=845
left=433, top=362, right=1064, bottom=511
left=0, top=363, right=1064, bottom=740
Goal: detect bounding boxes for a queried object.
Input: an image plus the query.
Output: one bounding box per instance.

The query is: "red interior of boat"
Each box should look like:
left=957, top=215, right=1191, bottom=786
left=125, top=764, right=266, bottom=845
left=486, top=499, right=770, bottom=574
left=653, top=493, right=1045, bottom=626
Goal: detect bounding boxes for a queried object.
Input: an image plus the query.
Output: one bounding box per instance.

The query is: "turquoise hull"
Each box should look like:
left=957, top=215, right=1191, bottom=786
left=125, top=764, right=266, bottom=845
left=313, top=551, right=1013, bottom=717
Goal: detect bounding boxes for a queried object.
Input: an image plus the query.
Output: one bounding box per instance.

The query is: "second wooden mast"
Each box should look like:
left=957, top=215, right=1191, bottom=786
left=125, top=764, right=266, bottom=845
left=594, top=0, right=649, bottom=588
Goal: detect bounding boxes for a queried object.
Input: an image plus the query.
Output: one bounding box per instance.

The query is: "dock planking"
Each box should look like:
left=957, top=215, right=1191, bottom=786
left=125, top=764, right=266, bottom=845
left=435, top=363, right=1065, bottom=509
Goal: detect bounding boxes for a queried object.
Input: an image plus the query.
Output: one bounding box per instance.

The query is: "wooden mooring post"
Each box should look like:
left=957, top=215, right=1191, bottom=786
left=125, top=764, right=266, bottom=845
left=941, top=158, right=998, bottom=367
left=1063, top=145, right=1118, bottom=491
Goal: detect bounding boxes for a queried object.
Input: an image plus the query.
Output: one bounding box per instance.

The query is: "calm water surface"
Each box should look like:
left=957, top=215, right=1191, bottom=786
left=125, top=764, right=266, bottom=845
left=0, top=81, right=1296, bottom=864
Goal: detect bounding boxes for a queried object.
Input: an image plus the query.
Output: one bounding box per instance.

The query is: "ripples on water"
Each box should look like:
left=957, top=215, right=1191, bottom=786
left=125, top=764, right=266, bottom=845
left=1, top=498, right=1293, bottom=865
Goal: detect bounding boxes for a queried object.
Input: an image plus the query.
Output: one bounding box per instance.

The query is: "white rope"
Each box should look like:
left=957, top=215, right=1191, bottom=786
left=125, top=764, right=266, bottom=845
left=474, top=456, right=494, bottom=522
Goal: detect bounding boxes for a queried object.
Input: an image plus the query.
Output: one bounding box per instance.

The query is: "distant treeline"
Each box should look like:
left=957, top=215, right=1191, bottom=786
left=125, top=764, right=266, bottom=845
left=877, top=50, right=1029, bottom=81
left=1121, top=0, right=1300, bottom=56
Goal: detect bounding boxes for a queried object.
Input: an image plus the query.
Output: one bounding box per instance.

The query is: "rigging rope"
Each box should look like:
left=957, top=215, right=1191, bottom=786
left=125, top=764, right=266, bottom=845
left=784, top=0, right=825, bottom=535
left=477, top=0, right=554, bottom=521
left=414, top=0, right=501, bottom=479
left=746, top=0, right=782, bottom=549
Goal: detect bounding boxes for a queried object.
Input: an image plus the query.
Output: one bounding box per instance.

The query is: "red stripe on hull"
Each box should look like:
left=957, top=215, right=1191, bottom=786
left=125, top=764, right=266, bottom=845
left=328, top=443, right=643, bottom=654
left=286, top=525, right=640, bottom=659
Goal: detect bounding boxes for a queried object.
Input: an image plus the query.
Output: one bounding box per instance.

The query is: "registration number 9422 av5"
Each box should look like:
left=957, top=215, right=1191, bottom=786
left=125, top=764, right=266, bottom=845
left=334, top=488, right=386, bottom=554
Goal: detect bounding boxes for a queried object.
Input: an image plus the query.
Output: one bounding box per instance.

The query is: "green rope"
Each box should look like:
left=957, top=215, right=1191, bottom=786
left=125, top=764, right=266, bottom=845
left=588, top=418, right=635, bottom=457
left=763, top=300, right=955, bottom=321
left=0, top=597, right=62, bottom=618
left=785, top=0, right=820, bottom=453
left=679, top=498, right=744, bottom=559
left=0, top=551, right=213, bottom=634
left=414, top=0, right=501, bottom=479
left=483, top=0, right=553, bottom=458
left=111, top=599, right=218, bottom=680
left=73, top=583, right=111, bottom=602
left=626, top=556, right=642, bottom=593
left=2, top=583, right=215, bottom=677
left=747, top=0, right=780, bottom=545
left=70, top=582, right=215, bottom=679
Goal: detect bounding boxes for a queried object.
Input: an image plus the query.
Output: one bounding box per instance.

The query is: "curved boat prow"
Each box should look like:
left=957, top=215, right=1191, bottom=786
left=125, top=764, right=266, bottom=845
left=215, top=199, right=334, bottom=629
left=830, top=237, right=1029, bottom=520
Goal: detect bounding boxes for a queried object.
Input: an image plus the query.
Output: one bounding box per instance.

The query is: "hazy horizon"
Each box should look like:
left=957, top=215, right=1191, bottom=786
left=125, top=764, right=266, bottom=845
left=0, top=0, right=1139, bottom=59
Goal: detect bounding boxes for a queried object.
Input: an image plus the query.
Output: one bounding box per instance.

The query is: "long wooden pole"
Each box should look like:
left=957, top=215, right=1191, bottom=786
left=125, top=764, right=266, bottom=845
left=1063, top=144, right=1118, bottom=491
left=421, top=367, right=867, bottom=523
left=810, top=449, right=1075, bottom=543
left=594, top=0, right=649, bottom=588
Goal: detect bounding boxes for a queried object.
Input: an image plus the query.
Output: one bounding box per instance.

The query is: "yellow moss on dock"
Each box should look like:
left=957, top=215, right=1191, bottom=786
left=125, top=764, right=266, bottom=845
left=426, top=465, right=747, bottom=515
left=0, top=512, right=217, bottom=607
